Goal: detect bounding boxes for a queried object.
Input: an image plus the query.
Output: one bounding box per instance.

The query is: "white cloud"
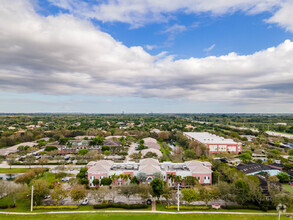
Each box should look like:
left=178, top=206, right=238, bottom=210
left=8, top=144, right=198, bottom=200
left=204, top=44, right=216, bottom=52
left=47, top=0, right=292, bottom=31
left=0, top=0, right=293, bottom=106
left=266, top=1, right=293, bottom=32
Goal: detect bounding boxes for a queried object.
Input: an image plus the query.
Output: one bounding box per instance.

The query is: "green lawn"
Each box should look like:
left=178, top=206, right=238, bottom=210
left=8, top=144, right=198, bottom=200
left=0, top=168, right=30, bottom=173
left=0, top=213, right=289, bottom=220
left=38, top=172, right=58, bottom=184
left=156, top=204, right=278, bottom=213
left=282, top=184, right=293, bottom=194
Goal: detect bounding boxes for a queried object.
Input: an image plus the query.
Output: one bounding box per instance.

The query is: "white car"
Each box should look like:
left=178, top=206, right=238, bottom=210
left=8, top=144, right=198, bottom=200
left=81, top=198, right=89, bottom=205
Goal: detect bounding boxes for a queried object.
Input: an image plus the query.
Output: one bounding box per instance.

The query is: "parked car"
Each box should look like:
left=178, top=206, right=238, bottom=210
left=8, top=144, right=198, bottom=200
left=61, top=177, right=70, bottom=181
left=81, top=198, right=89, bottom=205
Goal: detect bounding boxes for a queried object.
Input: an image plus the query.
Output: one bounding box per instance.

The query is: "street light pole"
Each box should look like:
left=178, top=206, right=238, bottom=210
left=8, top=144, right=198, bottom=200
left=30, top=185, right=34, bottom=212
left=177, top=183, right=180, bottom=212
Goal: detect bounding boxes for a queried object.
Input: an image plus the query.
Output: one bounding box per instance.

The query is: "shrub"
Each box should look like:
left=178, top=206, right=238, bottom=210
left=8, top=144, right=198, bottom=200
left=165, top=205, right=209, bottom=210
left=45, top=146, right=58, bottom=152
left=100, top=177, right=112, bottom=186
left=93, top=204, right=148, bottom=209
left=223, top=205, right=261, bottom=210
left=34, top=205, right=78, bottom=210
left=0, top=204, right=15, bottom=209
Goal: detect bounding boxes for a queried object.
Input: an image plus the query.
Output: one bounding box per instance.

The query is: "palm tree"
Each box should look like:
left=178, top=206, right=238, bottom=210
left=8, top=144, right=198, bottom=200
left=167, top=173, right=175, bottom=186
left=118, top=174, right=124, bottom=184
left=111, top=173, right=118, bottom=185
left=175, top=175, right=183, bottom=186
left=123, top=174, right=131, bottom=184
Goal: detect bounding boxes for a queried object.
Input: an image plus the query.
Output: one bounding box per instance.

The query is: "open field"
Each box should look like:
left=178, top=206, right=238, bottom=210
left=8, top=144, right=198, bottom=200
left=0, top=168, right=30, bottom=173
left=282, top=184, right=293, bottom=194
left=0, top=213, right=291, bottom=220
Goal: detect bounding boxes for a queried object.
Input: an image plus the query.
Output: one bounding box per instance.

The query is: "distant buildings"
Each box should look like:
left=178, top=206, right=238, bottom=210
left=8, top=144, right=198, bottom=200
left=87, top=158, right=212, bottom=187
left=52, top=139, right=121, bottom=154
left=183, top=132, right=242, bottom=154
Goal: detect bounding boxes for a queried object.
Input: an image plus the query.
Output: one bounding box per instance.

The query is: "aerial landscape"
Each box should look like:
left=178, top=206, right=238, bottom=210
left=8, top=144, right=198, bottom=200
left=0, top=0, right=293, bottom=220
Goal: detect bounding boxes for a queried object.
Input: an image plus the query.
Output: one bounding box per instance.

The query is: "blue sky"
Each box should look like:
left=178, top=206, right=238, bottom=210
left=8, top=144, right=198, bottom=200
left=1, top=0, right=293, bottom=113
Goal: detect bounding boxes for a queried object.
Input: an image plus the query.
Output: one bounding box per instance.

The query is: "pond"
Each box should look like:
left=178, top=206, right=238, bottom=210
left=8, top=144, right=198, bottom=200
left=0, top=173, right=21, bottom=181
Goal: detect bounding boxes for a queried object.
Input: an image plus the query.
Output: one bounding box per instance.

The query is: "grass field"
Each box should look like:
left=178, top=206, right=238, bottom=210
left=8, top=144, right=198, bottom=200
left=0, top=168, right=30, bottom=173
left=282, top=184, right=293, bottom=194
left=0, top=213, right=289, bottom=220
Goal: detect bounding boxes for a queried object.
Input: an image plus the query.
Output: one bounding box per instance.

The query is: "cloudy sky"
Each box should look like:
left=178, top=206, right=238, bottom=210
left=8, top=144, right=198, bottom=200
left=1, top=0, right=293, bottom=113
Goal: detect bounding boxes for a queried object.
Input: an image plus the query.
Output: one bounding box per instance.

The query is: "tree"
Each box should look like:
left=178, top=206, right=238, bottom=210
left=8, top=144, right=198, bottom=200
left=183, top=149, right=197, bottom=160
left=283, top=162, right=293, bottom=171
left=150, top=178, right=164, bottom=200
left=184, top=176, right=198, bottom=187
left=288, top=149, right=293, bottom=156
left=153, top=172, right=163, bottom=180
left=162, top=183, right=172, bottom=207
left=93, top=179, right=99, bottom=187
left=277, top=172, right=290, bottom=183
left=238, top=150, right=252, bottom=163
left=45, top=146, right=58, bottom=152
left=51, top=185, right=67, bottom=205
left=25, top=155, right=36, bottom=168
left=137, top=172, right=146, bottom=183
left=32, top=179, right=50, bottom=205
left=143, top=152, right=158, bottom=158
left=58, top=138, right=68, bottom=145
left=181, top=188, right=197, bottom=205
left=271, top=192, right=293, bottom=208
left=130, top=176, right=139, bottom=184
left=91, top=187, right=108, bottom=202
left=70, top=184, right=87, bottom=205
left=198, top=187, right=218, bottom=206
left=158, top=132, right=170, bottom=141
left=104, top=150, right=111, bottom=156
left=268, top=176, right=280, bottom=183
left=38, top=157, right=48, bottom=167
left=138, top=184, right=151, bottom=200
left=78, top=149, right=89, bottom=156
left=100, top=177, right=112, bottom=186
left=119, top=184, right=139, bottom=204
left=7, top=154, right=17, bottom=169
left=6, top=182, right=27, bottom=206
left=233, top=179, right=250, bottom=205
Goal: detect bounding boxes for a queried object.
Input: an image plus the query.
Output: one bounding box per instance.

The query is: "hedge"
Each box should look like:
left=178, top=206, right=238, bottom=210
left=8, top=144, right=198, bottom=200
left=34, top=205, right=78, bottom=210
left=223, top=205, right=261, bottom=210
left=93, top=204, right=148, bottom=209
left=165, top=205, right=210, bottom=210
left=0, top=204, right=15, bottom=209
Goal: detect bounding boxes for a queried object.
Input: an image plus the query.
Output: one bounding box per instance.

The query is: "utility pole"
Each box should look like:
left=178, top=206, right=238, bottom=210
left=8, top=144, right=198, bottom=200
left=30, top=185, right=34, bottom=212
left=177, top=183, right=180, bottom=212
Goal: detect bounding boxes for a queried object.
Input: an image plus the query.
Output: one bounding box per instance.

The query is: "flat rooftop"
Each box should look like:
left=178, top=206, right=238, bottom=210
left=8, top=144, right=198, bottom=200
left=184, top=132, right=239, bottom=144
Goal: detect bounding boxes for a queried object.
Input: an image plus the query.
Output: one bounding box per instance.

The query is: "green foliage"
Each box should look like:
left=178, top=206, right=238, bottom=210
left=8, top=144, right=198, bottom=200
left=277, top=172, right=290, bottom=183
left=238, top=150, right=252, bottom=163
left=100, top=177, right=112, bottom=186
left=150, top=178, right=164, bottom=199
left=31, top=179, right=50, bottom=205
left=181, top=188, right=197, bottom=204
left=93, top=204, right=148, bottom=209
left=93, top=179, right=99, bottom=186
left=130, top=176, right=139, bottom=184
left=183, top=149, right=197, bottom=160
left=45, top=146, right=58, bottom=152
left=165, top=205, right=209, bottom=210
left=78, top=149, right=89, bottom=155
left=101, top=146, right=109, bottom=152
left=288, top=149, right=293, bottom=156
left=69, top=184, right=87, bottom=204
left=34, top=205, right=78, bottom=210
